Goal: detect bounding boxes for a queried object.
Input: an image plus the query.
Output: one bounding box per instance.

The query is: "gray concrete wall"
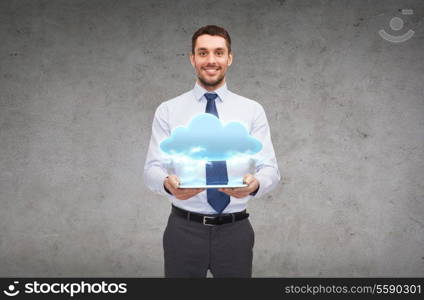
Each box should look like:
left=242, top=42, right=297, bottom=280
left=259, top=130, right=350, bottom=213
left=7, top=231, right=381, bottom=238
left=0, top=0, right=423, bottom=276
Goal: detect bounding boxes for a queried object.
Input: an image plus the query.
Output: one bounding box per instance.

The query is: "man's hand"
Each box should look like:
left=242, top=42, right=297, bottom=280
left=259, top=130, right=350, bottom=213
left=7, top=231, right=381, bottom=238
left=218, top=173, right=259, bottom=198
left=164, top=175, right=205, bottom=200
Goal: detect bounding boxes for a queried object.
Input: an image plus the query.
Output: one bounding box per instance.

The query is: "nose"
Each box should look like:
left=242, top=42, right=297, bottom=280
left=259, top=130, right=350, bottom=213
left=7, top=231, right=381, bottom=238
left=206, top=53, right=217, bottom=64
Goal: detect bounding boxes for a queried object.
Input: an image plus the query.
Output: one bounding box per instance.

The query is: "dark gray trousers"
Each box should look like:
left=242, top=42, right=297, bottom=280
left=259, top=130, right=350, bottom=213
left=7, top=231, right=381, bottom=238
left=163, top=209, right=255, bottom=278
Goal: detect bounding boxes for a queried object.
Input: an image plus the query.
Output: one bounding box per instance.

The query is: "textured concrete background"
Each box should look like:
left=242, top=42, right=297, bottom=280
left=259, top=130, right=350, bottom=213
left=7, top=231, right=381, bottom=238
left=0, top=0, right=423, bottom=277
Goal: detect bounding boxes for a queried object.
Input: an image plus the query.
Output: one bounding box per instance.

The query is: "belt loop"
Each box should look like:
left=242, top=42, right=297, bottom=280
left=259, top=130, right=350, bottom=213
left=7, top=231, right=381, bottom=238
left=187, top=211, right=191, bottom=222
left=231, top=213, right=235, bottom=223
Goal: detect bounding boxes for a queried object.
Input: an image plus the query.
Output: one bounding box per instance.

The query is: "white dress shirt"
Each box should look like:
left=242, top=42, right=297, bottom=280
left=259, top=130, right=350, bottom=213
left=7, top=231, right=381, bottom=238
left=143, top=82, right=280, bottom=214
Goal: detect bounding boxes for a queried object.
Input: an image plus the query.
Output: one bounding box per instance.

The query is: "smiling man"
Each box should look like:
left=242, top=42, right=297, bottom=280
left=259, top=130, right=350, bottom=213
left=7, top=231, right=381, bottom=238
left=193, top=33, right=229, bottom=89
left=144, top=25, right=280, bottom=278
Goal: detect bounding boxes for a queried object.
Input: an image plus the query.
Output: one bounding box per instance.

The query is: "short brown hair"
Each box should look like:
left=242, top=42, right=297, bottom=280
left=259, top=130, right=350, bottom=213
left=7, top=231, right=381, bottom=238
left=191, top=25, right=232, bottom=54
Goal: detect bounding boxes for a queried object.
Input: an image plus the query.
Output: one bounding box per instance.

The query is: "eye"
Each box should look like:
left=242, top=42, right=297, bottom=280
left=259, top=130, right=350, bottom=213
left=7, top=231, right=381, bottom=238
left=199, top=52, right=207, bottom=56
left=216, top=51, right=224, bottom=56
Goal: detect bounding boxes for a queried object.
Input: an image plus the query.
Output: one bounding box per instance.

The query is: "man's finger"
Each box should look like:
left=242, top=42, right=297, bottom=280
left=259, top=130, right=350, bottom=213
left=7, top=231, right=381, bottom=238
left=227, top=187, right=250, bottom=193
left=243, top=174, right=254, bottom=185
left=168, top=177, right=180, bottom=189
left=220, top=186, right=252, bottom=198
left=175, top=188, right=204, bottom=197
left=219, top=188, right=239, bottom=197
left=182, top=188, right=204, bottom=193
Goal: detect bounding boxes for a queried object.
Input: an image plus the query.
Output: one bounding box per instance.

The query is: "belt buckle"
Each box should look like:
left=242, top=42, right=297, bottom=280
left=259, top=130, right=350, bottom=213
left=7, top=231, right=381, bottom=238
left=203, top=216, right=216, bottom=226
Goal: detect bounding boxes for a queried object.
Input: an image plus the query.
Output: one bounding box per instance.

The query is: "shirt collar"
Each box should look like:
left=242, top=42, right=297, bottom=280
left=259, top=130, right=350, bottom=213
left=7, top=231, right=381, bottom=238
left=193, top=81, right=229, bottom=102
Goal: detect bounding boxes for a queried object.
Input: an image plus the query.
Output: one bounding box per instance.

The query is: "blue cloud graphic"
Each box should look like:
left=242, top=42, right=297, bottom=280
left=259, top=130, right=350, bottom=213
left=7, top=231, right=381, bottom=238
left=160, top=113, right=262, bottom=160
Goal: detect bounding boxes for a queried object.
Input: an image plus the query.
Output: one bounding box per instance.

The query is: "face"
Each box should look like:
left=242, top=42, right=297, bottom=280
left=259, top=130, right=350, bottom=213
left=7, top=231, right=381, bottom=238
left=190, top=34, right=233, bottom=91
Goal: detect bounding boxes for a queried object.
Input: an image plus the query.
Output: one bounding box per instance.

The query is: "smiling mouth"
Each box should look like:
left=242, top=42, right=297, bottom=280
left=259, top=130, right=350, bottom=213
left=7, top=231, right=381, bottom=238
left=203, top=67, right=219, bottom=75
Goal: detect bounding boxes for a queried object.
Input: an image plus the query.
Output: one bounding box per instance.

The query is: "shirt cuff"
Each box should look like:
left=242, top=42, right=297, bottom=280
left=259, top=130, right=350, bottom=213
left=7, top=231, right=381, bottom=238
left=249, top=185, right=259, bottom=196
left=163, top=177, right=173, bottom=196
left=251, top=172, right=272, bottom=198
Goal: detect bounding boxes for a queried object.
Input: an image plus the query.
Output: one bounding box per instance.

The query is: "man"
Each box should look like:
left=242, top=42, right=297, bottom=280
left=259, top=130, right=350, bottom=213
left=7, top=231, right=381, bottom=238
left=144, top=25, right=280, bottom=277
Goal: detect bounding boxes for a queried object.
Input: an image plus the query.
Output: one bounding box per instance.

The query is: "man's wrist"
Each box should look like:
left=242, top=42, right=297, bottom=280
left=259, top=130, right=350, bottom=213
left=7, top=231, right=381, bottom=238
left=249, top=184, right=259, bottom=196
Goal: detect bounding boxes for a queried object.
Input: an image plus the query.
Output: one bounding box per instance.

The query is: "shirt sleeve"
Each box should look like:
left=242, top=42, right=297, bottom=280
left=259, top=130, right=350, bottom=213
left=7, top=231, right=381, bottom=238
left=250, top=103, right=281, bottom=198
left=143, top=103, right=173, bottom=197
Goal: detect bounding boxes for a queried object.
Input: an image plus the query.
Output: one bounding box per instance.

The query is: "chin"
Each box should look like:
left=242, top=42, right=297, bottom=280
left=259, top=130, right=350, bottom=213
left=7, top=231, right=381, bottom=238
left=199, top=76, right=224, bottom=87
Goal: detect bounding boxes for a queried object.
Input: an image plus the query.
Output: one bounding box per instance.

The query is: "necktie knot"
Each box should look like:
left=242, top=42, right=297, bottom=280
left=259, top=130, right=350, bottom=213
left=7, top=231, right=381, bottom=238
left=204, top=93, right=218, bottom=102
left=204, top=93, right=219, bottom=118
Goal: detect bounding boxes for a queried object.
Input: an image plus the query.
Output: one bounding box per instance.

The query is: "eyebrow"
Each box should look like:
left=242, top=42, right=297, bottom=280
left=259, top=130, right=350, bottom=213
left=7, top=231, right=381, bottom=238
left=197, top=47, right=226, bottom=51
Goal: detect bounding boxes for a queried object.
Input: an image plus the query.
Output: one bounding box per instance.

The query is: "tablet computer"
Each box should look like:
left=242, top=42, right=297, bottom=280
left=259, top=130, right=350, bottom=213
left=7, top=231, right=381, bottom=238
left=179, top=183, right=248, bottom=189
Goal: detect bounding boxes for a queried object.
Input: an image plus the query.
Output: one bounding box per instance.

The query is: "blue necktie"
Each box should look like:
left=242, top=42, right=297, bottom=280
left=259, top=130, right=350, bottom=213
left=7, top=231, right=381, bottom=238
left=204, top=93, right=230, bottom=213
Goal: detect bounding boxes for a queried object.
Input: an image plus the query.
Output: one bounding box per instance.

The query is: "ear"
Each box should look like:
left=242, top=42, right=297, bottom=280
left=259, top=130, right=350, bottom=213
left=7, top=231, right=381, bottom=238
left=227, top=52, right=233, bottom=67
left=189, top=52, right=195, bottom=68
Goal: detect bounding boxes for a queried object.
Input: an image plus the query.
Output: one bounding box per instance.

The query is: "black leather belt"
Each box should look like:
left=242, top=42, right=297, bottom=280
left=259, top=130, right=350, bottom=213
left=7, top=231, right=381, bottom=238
left=172, top=205, right=249, bottom=226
